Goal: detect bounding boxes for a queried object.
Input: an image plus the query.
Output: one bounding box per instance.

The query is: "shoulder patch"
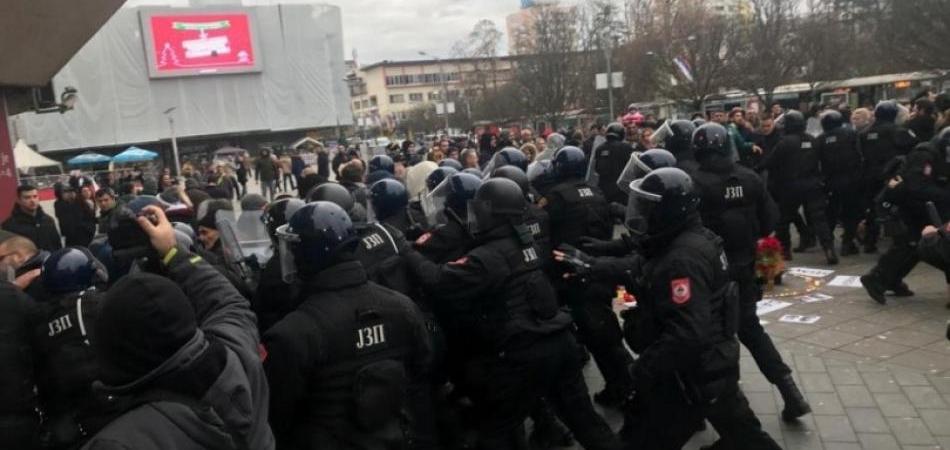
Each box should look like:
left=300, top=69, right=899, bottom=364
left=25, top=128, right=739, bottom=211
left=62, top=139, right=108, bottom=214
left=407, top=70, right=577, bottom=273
left=449, top=256, right=469, bottom=266
left=671, top=278, right=691, bottom=305
left=415, top=232, right=432, bottom=246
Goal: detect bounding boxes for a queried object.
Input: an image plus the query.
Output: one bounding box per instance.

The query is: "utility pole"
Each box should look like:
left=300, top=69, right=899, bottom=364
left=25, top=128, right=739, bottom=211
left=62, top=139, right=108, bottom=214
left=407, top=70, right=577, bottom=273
left=163, top=107, right=181, bottom=177
left=420, top=51, right=451, bottom=134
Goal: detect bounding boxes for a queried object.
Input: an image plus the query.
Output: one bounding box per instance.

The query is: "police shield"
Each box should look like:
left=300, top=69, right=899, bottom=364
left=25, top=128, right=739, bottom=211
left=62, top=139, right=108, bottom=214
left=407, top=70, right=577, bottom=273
left=651, top=121, right=673, bottom=148
left=535, top=133, right=567, bottom=162
left=616, top=152, right=649, bottom=196
left=216, top=209, right=273, bottom=269
left=585, top=135, right=607, bottom=185
left=421, top=178, right=450, bottom=226
left=405, top=161, right=438, bottom=202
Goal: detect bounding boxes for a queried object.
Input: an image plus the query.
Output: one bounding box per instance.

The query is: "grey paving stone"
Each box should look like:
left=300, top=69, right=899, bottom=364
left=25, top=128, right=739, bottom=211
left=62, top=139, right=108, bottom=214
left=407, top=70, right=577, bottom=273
left=887, top=349, right=950, bottom=373
left=886, top=417, right=936, bottom=445
left=839, top=338, right=913, bottom=361
left=874, top=393, right=919, bottom=417
left=846, top=407, right=891, bottom=433
left=798, top=329, right=865, bottom=350
left=829, top=366, right=864, bottom=385
left=919, top=409, right=950, bottom=436
left=837, top=385, right=877, bottom=408
left=857, top=432, right=901, bottom=450
left=891, top=369, right=931, bottom=387
left=877, top=327, right=944, bottom=348
left=808, top=391, right=846, bottom=415
left=794, top=352, right=830, bottom=372
left=814, top=414, right=858, bottom=442
left=738, top=372, right=774, bottom=393
left=746, top=391, right=779, bottom=416
left=863, top=372, right=902, bottom=393
left=904, top=386, right=949, bottom=409
left=822, top=443, right=861, bottom=450
left=928, top=376, right=950, bottom=394
left=780, top=428, right=824, bottom=450
left=833, top=319, right=900, bottom=337
left=801, top=372, right=837, bottom=393
left=924, top=339, right=950, bottom=356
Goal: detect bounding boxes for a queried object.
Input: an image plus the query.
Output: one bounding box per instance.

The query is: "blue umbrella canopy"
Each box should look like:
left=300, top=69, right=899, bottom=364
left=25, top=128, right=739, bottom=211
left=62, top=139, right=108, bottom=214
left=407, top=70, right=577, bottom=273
left=113, top=146, right=159, bottom=164
left=67, top=152, right=112, bottom=166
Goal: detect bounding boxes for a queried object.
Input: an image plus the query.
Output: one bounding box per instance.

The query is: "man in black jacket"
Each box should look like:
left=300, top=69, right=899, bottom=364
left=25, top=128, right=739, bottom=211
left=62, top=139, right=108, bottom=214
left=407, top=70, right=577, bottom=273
left=817, top=109, right=865, bottom=256
left=264, top=201, right=432, bottom=449
left=0, top=276, right=41, bottom=450
left=593, top=123, right=636, bottom=205
left=758, top=110, right=838, bottom=264
left=82, top=205, right=275, bottom=450
left=3, top=185, right=62, bottom=252
left=691, top=123, right=811, bottom=422
left=404, top=178, right=620, bottom=450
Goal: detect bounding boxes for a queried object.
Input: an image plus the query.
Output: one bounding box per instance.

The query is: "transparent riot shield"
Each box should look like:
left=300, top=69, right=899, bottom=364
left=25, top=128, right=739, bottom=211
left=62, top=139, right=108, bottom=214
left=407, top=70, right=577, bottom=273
left=585, top=135, right=607, bottom=185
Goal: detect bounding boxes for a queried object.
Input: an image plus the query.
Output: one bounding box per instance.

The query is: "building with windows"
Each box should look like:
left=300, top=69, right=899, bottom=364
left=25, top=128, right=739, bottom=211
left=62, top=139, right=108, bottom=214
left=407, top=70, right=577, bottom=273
left=505, top=0, right=574, bottom=55
left=347, top=57, right=515, bottom=131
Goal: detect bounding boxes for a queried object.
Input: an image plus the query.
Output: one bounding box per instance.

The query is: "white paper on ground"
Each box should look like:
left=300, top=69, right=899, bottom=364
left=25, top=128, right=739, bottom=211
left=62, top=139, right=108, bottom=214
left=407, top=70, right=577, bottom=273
left=828, top=275, right=863, bottom=288
left=779, top=314, right=822, bottom=324
left=757, top=299, right=793, bottom=316
left=787, top=267, right=836, bottom=278
left=800, top=293, right=833, bottom=303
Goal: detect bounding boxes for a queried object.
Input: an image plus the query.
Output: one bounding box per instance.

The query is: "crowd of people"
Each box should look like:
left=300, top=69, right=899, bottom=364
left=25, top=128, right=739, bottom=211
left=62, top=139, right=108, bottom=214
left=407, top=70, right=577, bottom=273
left=2, top=88, right=950, bottom=450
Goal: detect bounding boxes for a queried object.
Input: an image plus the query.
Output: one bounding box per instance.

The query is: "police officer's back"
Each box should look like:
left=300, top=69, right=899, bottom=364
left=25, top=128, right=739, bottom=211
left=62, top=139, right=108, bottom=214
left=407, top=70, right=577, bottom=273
left=33, top=248, right=114, bottom=449
left=545, top=146, right=612, bottom=247
left=660, top=119, right=699, bottom=175
left=358, top=179, right=414, bottom=295
left=861, top=101, right=916, bottom=184
left=264, top=202, right=431, bottom=449
left=492, top=165, right=552, bottom=266
left=414, top=173, right=482, bottom=264
left=594, top=123, right=636, bottom=204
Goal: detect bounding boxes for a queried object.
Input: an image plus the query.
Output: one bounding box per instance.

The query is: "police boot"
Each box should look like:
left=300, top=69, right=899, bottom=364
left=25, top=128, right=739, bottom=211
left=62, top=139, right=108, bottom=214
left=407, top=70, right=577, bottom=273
left=860, top=273, right=887, bottom=305
left=840, top=239, right=859, bottom=257
left=824, top=246, right=839, bottom=265
left=777, top=375, right=811, bottom=421
left=889, top=282, right=914, bottom=297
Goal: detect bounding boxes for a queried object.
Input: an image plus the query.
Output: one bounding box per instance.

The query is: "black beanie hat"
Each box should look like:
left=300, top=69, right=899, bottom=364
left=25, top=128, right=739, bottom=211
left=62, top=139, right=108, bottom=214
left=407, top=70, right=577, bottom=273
left=95, top=272, right=197, bottom=386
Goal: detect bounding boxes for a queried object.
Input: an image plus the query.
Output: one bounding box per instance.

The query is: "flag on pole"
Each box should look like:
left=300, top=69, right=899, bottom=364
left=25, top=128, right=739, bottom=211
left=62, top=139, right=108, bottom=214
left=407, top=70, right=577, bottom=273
left=673, top=56, right=694, bottom=83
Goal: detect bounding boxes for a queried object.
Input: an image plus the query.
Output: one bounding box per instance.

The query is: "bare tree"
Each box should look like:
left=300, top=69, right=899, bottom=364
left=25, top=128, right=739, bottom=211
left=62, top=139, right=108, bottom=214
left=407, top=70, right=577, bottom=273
left=452, top=19, right=505, bottom=94
left=728, top=0, right=802, bottom=106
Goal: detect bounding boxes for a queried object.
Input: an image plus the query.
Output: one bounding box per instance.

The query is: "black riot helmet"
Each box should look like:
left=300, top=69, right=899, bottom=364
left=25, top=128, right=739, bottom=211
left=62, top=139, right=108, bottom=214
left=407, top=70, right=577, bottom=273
left=307, top=182, right=355, bottom=213
left=263, top=197, right=306, bottom=241
left=484, top=147, right=529, bottom=174
left=780, top=110, right=806, bottom=134
left=468, top=177, right=527, bottom=236
left=552, top=146, right=587, bottom=181
left=438, top=158, right=463, bottom=171
left=41, top=247, right=108, bottom=295
left=820, top=109, right=845, bottom=132
left=527, top=160, right=557, bottom=196
left=665, top=120, right=696, bottom=154
left=626, top=167, right=699, bottom=236
left=426, top=166, right=459, bottom=191
left=368, top=178, right=409, bottom=222
left=368, top=154, right=395, bottom=175
left=874, top=100, right=899, bottom=123
left=692, top=123, right=731, bottom=159
left=616, top=149, right=677, bottom=195
left=605, top=122, right=625, bottom=141
left=491, top=165, right=530, bottom=199
left=275, top=201, right=358, bottom=282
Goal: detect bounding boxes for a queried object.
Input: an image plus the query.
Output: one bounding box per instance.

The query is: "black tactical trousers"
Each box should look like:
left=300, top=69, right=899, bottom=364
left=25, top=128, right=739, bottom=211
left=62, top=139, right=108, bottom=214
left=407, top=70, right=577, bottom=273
left=563, top=282, right=634, bottom=396
left=827, top=185, right=864, bottom=242
left=777, top=187, right=834, bottom=251
left=732, top=262, right=792, bottom=384
left=464, top=331, right=621, bottom=450
left=622, top=377, right=781, bottom=450
left=870, top=227, right=922, bottom=289
left=864, top=180, right=884, bottom=248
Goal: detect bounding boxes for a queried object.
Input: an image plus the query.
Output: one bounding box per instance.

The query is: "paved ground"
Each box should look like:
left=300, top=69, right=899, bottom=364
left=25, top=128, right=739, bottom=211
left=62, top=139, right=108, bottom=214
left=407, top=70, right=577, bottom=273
left=578, top=247, right=950, bottom=449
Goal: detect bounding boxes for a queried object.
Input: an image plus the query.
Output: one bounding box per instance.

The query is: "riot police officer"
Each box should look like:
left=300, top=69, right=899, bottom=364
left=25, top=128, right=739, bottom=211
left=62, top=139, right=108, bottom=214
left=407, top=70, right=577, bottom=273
left=482, top=147, right=529, bottom=176
left=861, top=140, right=950, bottom=304
left=492, top=165, right=552, bottom=264
left=34, top=247, right=114, bottom=449
left=438, top=158, right=463, bottom=171
left=860, top=100, right=918, bottom=253
left=545, top=146, right=633, bottom=407
left=690, top=123, right=811, bottom=421
left=758, top=110, right=838, bottom=264
left=657, top=119, right=699, bottom=175
left=593, top=123, right=636, bottom=205
left=264, top=201, right=433, bottom=449
left=416, top=173, right=482, bottom=264
left=368, top=154, right=396, bottom=177
left=255, top=197, right=305, bottom=332
left=402, top=178, right=621, bottom=450
left=598, top=168, right=781, bottom=449
left=818, top=109, right=865, bottom=256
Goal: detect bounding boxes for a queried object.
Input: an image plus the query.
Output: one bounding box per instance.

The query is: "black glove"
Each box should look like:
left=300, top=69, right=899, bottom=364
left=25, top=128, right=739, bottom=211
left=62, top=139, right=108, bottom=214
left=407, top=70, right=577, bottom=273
left=579, top=236, right=628, bottom=256
left=609, top=202, right=626, bottom=222
left=554, top=243, right=596, bottom=279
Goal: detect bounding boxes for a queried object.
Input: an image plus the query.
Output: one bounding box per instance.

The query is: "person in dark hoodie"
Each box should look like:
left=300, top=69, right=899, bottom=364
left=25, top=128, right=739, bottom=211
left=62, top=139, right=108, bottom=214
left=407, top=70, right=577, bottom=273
left=81, top=205, right=275, bottom=450
left=3, top=184, right=62, bottom=252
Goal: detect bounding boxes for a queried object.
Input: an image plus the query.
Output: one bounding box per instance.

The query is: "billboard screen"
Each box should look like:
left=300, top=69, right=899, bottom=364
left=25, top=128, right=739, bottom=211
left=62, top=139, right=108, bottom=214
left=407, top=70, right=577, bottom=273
left=140, top=9, right=262, bottom=78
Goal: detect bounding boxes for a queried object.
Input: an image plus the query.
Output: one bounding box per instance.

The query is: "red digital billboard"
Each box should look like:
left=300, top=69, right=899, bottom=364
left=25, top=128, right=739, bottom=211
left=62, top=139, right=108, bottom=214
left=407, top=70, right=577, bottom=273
left=140, top=10, right=262, bottom=78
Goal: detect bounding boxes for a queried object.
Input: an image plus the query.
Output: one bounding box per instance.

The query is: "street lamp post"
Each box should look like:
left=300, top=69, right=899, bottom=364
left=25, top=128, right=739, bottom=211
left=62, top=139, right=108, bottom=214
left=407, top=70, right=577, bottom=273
left=419, top=51, right=451, bottom=134
left=162, top=107, right=181, bottom=178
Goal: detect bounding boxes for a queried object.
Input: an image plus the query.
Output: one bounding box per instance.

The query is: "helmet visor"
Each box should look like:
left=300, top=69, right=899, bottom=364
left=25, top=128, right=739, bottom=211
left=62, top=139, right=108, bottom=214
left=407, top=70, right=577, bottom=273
left=422, top=178, right=451, bottom=226
left=616, top=152, right=652, bottom=195
left=651, top=121, right=673, bottom=147
left=625, top=179, right=662, bottom=235
left=275, top=224, right=300, bottom=284
left=466, top=199, right=492, bottom=236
